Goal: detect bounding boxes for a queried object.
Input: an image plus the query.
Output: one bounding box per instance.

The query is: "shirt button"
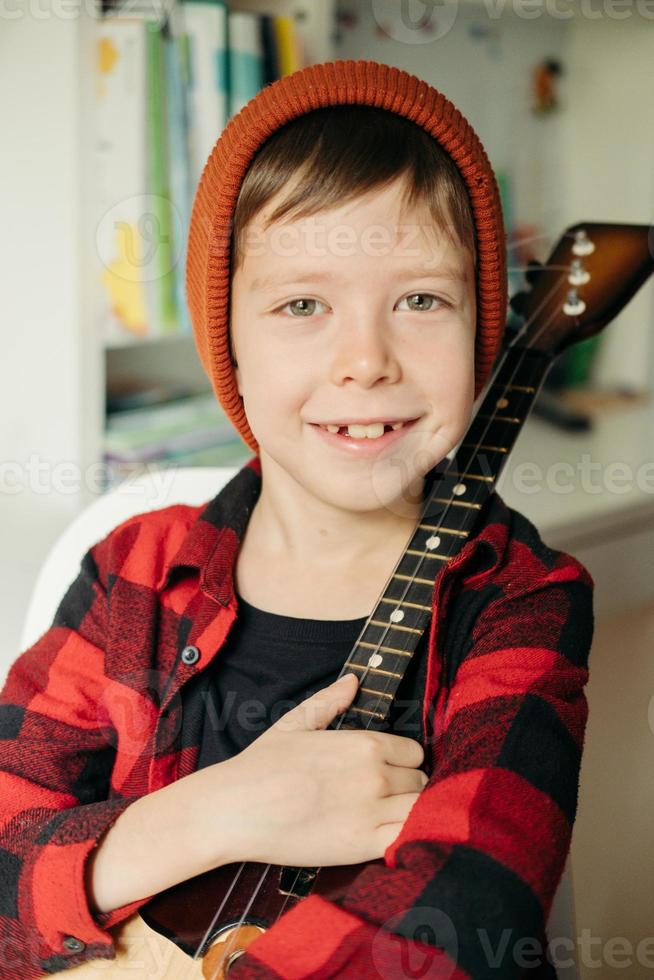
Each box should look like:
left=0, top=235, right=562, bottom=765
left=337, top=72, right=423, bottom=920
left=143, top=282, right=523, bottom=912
left=62, top=936, right=86, bottom=954
left=181, top=644, right=200, bottom=665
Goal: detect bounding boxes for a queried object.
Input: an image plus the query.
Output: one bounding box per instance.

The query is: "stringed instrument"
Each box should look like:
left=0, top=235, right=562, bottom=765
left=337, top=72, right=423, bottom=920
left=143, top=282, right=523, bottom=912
left=49, top=222, right=654, bottom=978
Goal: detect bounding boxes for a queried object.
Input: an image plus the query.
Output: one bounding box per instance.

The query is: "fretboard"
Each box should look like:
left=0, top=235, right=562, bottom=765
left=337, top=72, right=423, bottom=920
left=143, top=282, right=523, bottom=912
left=334, top=345, right=554, bottom=732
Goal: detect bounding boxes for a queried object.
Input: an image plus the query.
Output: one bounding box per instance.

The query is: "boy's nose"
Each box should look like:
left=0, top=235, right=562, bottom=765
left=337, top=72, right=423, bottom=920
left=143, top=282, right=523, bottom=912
left=328, top=317, right=401, bottom=389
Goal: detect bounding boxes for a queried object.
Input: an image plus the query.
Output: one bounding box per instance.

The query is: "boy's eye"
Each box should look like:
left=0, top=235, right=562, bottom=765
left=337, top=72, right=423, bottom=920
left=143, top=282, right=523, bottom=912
left=275, top=293, right=448, bottom=318
left=397, top=293, right=446, bottom=312
left=279, top=298, right=325, bottom=317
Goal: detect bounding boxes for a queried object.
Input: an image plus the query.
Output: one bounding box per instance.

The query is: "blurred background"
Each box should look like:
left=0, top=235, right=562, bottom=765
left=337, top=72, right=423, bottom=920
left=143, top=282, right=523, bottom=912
left=1, top=2, right=653, bottom=975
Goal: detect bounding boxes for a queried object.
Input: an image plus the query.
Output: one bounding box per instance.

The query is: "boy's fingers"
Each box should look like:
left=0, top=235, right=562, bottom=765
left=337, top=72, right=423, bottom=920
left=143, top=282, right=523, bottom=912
left=271, top=673, right=360, bottom=732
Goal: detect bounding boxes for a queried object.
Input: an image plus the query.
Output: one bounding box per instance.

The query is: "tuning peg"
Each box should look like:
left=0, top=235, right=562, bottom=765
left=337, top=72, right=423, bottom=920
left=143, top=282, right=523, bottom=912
left=569, top=258, right=590, bottom=286
left=572, top=228, right=595, bottom=256
left=563, top=287, right=586, bottom=316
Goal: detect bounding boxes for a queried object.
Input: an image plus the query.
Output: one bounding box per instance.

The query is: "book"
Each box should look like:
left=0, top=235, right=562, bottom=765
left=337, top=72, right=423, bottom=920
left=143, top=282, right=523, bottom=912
left=104, top=391, right=240, bottom=461
left=273, top=14, right=302, bottom=77
left=164, top=7, right=194, bottom=334
left=145, top=20, right=178, bottom=336
left=106, top=390, right=224, bottom=435
left=95, top=17, right=178, bottom=342
left=180, top=0, right=229, bottom=187
left=106, top=377, right=195, bottom=413
left=227, top=10, right=264, bottom=118
left=259, top=15, right=279, bottom=86
left=96, top=19, right=151, bottom=342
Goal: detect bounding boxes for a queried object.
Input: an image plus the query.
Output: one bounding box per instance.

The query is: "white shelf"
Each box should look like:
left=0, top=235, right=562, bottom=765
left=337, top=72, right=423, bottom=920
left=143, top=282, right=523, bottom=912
left=104, top=331, right=197, bottom=352
left=500, top=399, right=654, bottom=544
left=499, top=398, right=654, bottom=617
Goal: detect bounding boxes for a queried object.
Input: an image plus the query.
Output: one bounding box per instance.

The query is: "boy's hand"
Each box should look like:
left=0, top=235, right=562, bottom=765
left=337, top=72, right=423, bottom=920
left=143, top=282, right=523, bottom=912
left=208, top=673, right=428, bottom=868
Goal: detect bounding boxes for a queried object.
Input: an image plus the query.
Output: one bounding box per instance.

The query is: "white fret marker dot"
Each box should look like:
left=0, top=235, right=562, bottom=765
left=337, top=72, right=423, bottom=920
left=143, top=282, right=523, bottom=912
left=368, top=653, right=383, bottom=668
left=496, top=397, right=509, bottom=409
left=390, top=608, right=404, bottom=623
left=426, top=535, right=441, bottom=550
left=453, top=483, right=467, bottom=496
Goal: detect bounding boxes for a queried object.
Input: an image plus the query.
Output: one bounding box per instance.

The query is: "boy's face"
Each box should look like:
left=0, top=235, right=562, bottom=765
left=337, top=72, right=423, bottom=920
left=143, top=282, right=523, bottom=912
left=229, top=174, right=477, bottom=519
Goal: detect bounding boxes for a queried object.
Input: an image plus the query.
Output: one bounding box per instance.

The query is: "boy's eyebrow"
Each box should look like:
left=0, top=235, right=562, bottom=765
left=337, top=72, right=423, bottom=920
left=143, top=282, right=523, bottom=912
left=251, top=265, right=468, bottom=291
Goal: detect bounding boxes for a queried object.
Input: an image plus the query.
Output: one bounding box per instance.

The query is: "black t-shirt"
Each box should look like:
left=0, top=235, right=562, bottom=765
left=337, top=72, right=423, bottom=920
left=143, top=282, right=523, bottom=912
left=193, top=591, right=428, bottom=771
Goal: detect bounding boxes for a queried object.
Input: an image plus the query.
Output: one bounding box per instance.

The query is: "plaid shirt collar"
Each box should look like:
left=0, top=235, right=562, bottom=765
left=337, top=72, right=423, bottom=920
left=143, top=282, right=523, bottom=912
left=157, top=454, right=509, bottom=604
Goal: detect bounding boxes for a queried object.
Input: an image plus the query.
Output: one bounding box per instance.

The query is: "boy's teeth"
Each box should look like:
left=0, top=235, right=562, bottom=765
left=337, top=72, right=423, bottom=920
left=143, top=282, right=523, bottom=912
left=347, top=423, right=385, bottom=439
left=321, top=421, right=407, bottom=439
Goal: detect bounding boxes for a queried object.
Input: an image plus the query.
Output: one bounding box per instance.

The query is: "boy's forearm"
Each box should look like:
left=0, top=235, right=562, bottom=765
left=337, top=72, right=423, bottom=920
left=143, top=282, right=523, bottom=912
left=86, top=762, right=239, bottom=915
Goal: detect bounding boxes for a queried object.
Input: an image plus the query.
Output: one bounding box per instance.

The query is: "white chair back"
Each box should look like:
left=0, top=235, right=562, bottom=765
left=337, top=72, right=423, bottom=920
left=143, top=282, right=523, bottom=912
left=20, top=466, right=238, bottom=651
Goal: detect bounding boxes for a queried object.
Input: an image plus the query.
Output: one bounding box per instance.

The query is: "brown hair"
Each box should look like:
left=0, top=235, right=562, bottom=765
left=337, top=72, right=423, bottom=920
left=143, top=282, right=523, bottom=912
left=229, top=104, right=477, bottom=278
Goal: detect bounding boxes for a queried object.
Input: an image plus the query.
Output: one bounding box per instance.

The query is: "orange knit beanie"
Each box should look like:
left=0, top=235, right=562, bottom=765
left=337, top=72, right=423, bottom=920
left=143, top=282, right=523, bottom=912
left=186, top=59, right=507, bottom=453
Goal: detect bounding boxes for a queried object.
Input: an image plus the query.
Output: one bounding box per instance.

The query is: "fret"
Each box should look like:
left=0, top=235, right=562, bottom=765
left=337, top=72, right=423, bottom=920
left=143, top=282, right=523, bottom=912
left=345, top=662, right=403, bottom=679
left=490, top=382, right=535, bottom=394
left=396, top=551, right=450, bottom=583
left=461, top=442, right=508, bottom=453
left=417, top=523, right=468, bottom=537
left=430, top=497, right=482, bottom=510
left=393, top=573, right=436, bottom=586
left=385, top=576, right=433, bottom=599
left=360, top=685, right=394, bottom=699
left=358, top=640, right=411, bottom=657
left=453, top=450, right=507, bottom=481
left=446, top=472, right=495, bottom=483
left=369, top=618, right=422, bottom=635
left=348, top=705, right=386, bottom=720
left=378, top=596, right=432, bottom=613
left=476, top=413, right=522, bottom=424
left=485, top=350, right=550, bottom=404
left=406, top=548, right=449, bottom=561
left=355, top=686, right=400, bottom=715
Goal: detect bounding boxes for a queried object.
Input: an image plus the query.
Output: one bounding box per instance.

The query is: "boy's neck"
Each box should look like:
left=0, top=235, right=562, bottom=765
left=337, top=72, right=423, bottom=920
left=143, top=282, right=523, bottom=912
left=245, top=461, right=424, bottom=573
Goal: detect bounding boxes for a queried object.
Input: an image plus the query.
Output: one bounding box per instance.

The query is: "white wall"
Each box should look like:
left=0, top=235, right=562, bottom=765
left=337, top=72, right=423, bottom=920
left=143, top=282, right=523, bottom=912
left=0, top=7, right=102, bottom=664
left=335, top=2, right=570, bottom=248
left=561, top=18, right=654, bottom=390
left=0, top=10, right=101, bottom=496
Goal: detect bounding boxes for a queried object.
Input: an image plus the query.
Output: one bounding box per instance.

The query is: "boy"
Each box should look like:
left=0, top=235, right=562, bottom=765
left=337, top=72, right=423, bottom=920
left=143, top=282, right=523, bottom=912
left=0, top=61, right=593, bottom=979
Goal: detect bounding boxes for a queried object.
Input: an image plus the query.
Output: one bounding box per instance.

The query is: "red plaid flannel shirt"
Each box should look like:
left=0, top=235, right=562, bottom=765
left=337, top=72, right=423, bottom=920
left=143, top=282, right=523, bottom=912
left=0, top=454, right=593, bottom=978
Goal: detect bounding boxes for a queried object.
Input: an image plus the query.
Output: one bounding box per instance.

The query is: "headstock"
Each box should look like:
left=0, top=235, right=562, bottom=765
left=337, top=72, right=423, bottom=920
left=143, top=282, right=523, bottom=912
left=508, top=222, right=654, bottom=357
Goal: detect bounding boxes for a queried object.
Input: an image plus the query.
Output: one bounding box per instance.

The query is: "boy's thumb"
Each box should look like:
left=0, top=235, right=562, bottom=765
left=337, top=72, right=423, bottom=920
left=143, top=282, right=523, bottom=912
left=273, top=673, right=360, bottom=733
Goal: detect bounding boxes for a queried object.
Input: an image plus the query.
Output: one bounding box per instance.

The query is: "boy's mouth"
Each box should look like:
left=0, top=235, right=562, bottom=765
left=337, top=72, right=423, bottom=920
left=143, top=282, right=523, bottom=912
left=315, top=420, right=409, bottom=439
left=309, top=418, right=419, bottom=451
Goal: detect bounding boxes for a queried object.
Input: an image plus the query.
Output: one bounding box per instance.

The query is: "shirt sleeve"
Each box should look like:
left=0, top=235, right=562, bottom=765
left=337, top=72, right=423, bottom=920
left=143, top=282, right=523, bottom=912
left=0, top=534, right=154, bottom=978
left=228, top=549, right=594, bottom=980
